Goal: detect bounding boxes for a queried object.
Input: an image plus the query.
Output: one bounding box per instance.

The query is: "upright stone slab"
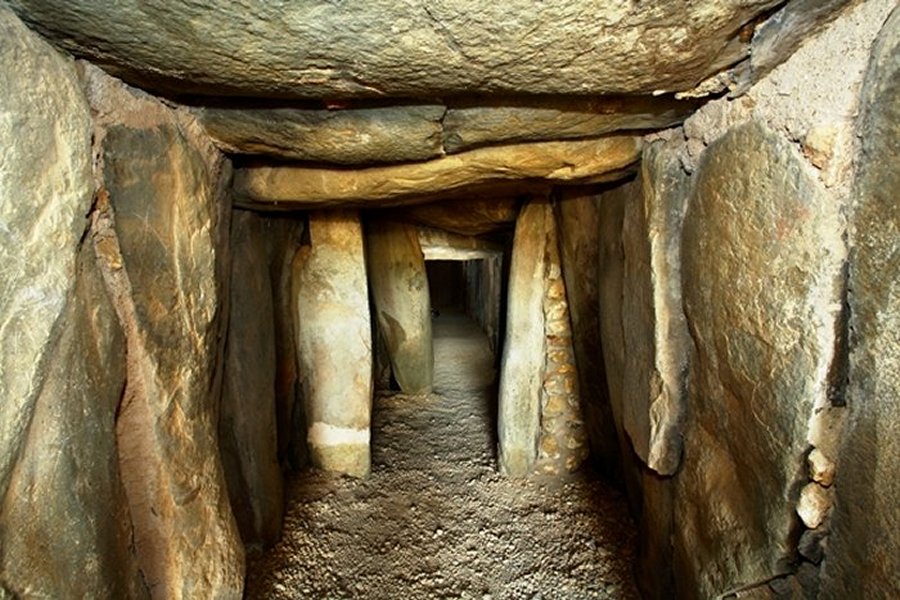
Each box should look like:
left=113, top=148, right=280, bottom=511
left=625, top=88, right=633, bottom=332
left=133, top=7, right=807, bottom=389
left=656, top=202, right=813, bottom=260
left=620, top=141, right=689, bottom=476
left=366, top=219, right=433, bottom=395
left=219, top=210, right=283, bottom=547
left=556, top=188, right=620, bottom=477
left=498, top=198, right=587, bottom=477
left=0, top=5, right=93, bottom=504
left=676, top=122, right=845, bottom=597
left=293, top=211, right=373, bottom=477
left=822, top=8, right=900, bottom=597
left=96, top=77, right=244, bottom=598
left=267, top=217, right=307, bottom=468
left=0, top=244, right=145, bottom=599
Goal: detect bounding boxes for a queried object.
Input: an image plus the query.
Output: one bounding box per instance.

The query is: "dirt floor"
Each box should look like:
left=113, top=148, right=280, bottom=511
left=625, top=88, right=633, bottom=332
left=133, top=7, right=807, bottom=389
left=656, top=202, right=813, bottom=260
left=246, top=313, right=640, bottom=599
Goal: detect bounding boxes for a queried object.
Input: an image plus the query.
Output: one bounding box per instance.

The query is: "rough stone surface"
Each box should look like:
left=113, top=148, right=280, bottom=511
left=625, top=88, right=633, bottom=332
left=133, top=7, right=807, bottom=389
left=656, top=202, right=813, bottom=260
left=366, top=220, right=434, bottom=395
left=749, top=0, right=853, bottom=86
left=675, top=122, right=845, bottom=598
left=400, top=197, right=520, bottom=236
left=198, top=104, right=445, bottom=165
left=292, top=211, right=373, bottom=477
left=220, top=210, right=284, bottom=547
left=807, top=448, right=835, bottom=487
left=418, top=226, right=502, bottom=261
left=95, top=77, right=244, bottom=598
left=234, top=137, right=640, bottom=206
left=498, top=198, right=586, bottom=477
left=620, top=141, right=689, bottom=476
left=821, top=7, right=900, bottom=597
left=0, top=5, right=93, bottom=503
left=555, top=188, right=620, bottom=477
left=9, top=1, right=781, bottom=98
left=0, top=243, right=145, bottom=599
left=200, top=96, right=695, bottom=164
left=266, top=217, right=308, bottom=469
left=595, top=172, right=680, bottom=600
left=464, top=254, right=504, bottom=354
left=442, top=96, right=697, bottom=153
left=797, top=483, right=832, bottom=530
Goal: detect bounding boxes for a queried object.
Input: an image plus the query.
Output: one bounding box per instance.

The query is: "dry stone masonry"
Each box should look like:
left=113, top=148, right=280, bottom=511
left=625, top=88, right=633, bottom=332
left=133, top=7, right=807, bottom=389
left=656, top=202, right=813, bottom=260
left=0, top=1, right=897, bottom=598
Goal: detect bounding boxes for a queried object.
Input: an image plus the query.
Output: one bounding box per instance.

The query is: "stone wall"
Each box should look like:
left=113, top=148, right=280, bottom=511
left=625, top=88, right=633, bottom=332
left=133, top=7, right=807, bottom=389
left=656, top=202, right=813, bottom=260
left=0, top=8, right=144, bottom=598
left=820, top=6, right=900, bottom=596
left=498, top=197, right=588, bottom=477
left=465, top=254, right=504, bottom=354
left=88, top=67, right=244, bottom=598
left=595, top=1, right=898, bottom=596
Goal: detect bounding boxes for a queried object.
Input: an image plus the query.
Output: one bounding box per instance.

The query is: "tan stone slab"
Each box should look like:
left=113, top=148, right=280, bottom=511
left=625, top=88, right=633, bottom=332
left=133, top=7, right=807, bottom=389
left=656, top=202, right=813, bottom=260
left=8, top=0, right=780, bottom=98
left=235, top=137, right=641, bottom=206
left=418, top=226, right=503, bottom=261
left=400, top=197, right=520, bottom=236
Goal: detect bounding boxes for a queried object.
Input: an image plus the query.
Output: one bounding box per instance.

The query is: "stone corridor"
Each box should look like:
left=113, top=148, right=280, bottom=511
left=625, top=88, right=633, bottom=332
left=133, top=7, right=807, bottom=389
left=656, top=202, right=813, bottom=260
left=245, top=313, right=639, bottom=599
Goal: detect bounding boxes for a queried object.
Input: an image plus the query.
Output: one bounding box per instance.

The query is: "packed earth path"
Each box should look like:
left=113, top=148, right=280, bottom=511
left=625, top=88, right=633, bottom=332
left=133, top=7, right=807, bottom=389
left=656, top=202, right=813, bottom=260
left=245, top=312, right=640, bottom=599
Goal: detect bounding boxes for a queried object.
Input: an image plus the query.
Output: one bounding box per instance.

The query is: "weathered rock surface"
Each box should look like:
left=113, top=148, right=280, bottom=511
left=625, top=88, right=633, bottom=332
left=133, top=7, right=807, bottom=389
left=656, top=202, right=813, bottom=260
left=498, top=198, right=586, bottom=477
left=0, top=243, right=145, bottom=599
left=821, top=8, right=900, bottom=597
left=366, top=220, right=434, bottom=395
left=596, top=175, right=679, bottom=600
left=464, top=254, right=505, bottom=354
left=620, top=141, right=689, bottom=476
left=9, top=0, right=781, bottom=98
left=267, top=217, right=308, bottom=469
left=675, top=122, right=844, bottom=598
left=198, top=104, right=445, bottom=165
left=400, top=197, right=520, bottom=236
left=235, top=137, right=640, bottom=206
left=0, top=5, right=93, bottom=504
left=199, top=97, right=694, bottom=164
left=292, top=211, right=373, bottom=477
left=96, top=83, right=244, bottom=597
left=220, top=210, right=284, bottom=547
left=555, top=188, right=620, bottom=477
left=418, top=226, right=503, bottom=261
left=443, top=96, right=697, bottom=154
left=749, top=0, right=854, bottom=87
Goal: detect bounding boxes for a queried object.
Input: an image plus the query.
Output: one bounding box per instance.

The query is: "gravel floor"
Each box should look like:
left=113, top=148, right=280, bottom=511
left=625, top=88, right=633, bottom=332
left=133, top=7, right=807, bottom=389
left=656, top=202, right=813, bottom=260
left=245, top=314, right=639, bottom=599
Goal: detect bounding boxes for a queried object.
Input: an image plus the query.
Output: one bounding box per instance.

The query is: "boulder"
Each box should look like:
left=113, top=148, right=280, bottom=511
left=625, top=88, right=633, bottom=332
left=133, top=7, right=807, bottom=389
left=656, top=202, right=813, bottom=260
left=620, top=141, right=689, bottom=476
left=0, top=243, right=145, bottom=599
left=96, top=84, right=244, bottom=597
left=365, top=220, right=434, bottom=395
left=821, top=8, right=900, bottom=597
left=219, top=210, right=284, bottom=547
left=498, top=198, right=587, bottom=476
left=292, top=211, right=373, bottom=477
left=8, top=0, right=781, bottom=98
left=234, top=137, right=641, bottom=206
left=675, top=122, right=845, bottom=598
left=0, top=5, right=93, bottom=503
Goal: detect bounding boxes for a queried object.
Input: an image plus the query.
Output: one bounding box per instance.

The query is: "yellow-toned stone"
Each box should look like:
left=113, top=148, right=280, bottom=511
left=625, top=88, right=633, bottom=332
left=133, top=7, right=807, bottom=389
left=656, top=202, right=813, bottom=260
left=235, top=137, right=640, bottom=206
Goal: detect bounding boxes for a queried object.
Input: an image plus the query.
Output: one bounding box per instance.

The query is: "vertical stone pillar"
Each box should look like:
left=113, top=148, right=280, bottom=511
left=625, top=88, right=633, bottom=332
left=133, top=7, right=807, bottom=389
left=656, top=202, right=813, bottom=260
left=292, top=210, right=373, bottom=477
left=498, top=197, right=587, bottom=477
left=219, top=210, right=283, bottom=547
left=365, top=219, right=433, bottom=394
